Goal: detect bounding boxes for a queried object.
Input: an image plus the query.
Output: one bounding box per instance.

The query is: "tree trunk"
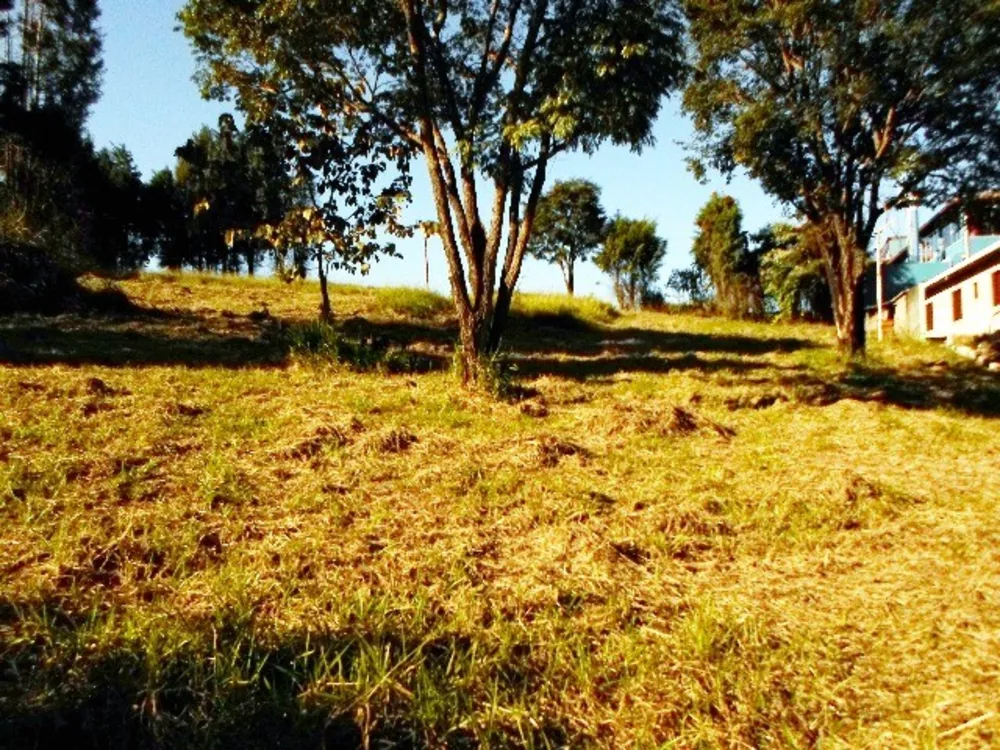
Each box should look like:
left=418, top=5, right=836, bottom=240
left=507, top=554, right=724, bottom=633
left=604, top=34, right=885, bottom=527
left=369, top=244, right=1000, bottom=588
left=563, top=260, right=575, bottom=296
left=824, top=228, right=867, bottom=355
left=316, top=252, right=332, bottom=323
left=832, top=275, right=867, bottom=355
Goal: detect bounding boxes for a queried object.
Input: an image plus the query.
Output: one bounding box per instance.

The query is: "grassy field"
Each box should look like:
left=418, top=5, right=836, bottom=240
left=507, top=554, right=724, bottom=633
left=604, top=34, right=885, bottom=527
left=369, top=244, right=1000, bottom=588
left=2, top=272, right=999, bottom=749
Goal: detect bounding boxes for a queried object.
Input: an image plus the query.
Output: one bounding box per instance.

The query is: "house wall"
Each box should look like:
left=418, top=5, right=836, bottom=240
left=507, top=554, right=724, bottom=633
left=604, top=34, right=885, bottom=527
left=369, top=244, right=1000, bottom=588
left=922, top=258, right=1000, bottom=340
left=894, top=288, right=922, bottom=336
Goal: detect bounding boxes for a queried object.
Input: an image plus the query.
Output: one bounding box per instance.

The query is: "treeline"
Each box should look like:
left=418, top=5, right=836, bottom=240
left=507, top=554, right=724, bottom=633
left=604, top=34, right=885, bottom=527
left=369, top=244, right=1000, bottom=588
left=0, top=1, right=326, bottom=312
left=4, top=0, right=1000, bottom=374
left=666, top=193, right=833, bottom=322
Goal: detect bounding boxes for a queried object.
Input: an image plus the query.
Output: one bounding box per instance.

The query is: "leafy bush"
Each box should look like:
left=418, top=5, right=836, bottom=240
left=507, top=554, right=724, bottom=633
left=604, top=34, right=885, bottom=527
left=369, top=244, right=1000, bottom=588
left=0, top=240, right=80, bottom=315
left=285, top=320, right=431, bottom=373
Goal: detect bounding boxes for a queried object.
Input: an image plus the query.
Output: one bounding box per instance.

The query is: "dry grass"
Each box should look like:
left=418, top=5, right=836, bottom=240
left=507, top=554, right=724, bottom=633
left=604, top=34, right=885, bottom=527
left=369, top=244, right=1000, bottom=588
left=1, top=272, right=999, bottom=748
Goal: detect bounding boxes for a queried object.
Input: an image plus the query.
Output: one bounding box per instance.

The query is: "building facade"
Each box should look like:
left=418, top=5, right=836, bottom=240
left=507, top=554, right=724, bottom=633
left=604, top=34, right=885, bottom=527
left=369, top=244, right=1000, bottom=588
left=866, top=194, right=1000, bottom=341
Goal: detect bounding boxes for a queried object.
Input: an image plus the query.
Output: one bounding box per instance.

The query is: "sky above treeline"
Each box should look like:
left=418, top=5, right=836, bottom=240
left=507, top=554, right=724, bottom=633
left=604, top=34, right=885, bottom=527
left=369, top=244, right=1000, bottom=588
left=86, top=0, right=798, bottom=298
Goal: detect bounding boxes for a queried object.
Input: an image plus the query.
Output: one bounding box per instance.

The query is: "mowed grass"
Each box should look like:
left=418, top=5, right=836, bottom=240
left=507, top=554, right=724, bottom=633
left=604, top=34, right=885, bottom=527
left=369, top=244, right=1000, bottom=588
left=1, top=272, right=1000, bottom=748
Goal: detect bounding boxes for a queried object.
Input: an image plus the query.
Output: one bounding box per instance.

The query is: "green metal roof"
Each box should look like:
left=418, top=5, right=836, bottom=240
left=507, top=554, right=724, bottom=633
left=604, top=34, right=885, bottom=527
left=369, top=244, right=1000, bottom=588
left=864, top=260, right=949, bottom=310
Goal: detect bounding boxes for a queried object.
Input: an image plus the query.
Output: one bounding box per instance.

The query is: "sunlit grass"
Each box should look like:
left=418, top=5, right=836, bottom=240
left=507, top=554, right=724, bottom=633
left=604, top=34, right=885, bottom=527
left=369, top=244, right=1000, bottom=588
left=1, top=272, right=999, bottom=747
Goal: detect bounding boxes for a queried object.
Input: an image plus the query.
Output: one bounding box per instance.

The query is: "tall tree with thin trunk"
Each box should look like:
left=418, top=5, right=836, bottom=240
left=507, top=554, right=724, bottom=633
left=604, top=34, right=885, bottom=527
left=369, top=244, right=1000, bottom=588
left=691, top=193, right=762, bottom=319
left=683, top=0, right=1000, bottom=353
left=181, top=0, right=687, bottom=382
left=527, top=179, right=605, bottom=296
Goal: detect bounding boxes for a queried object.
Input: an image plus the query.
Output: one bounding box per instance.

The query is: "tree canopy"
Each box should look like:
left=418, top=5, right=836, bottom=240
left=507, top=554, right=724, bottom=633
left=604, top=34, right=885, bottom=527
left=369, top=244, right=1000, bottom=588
left=691, top=193, right=762, bottom=319
left=756, top=222, right=832, bottom=323
left=683, top=0, right=1000, bottom=352
left=181, top=0, right=687, bottom=381
left=527, top=179, right=606, bottom=296
left=594, top=216, right=666, bottom=310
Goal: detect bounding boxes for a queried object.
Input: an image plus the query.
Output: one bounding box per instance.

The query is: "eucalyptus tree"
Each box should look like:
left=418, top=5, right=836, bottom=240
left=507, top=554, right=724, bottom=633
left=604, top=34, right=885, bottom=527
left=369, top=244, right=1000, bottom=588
left=756, top=222, right=832, bottom=323
left=683, top=0, right=1000, bottom=353
left=181, top=0, right=687, bottom=381
left=527, top=179, right=606, bottom=296
left=0, top=0, right=102, bottom=257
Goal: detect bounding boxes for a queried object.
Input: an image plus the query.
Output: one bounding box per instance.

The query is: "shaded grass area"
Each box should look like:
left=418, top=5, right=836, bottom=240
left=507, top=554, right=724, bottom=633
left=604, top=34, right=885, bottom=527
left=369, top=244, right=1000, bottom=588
left=2, top=273, right=1000, bottom=747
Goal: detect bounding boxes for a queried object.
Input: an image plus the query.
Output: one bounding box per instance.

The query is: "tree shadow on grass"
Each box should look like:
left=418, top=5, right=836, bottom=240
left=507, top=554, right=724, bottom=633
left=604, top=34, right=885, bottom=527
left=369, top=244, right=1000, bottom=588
left=0, top=296, right=301, bottom=369
left=0, top=596, right=571, bottom=750
left=776, top=362, right=1000, bottom=418
left=3, top=306, right=998, bottom=418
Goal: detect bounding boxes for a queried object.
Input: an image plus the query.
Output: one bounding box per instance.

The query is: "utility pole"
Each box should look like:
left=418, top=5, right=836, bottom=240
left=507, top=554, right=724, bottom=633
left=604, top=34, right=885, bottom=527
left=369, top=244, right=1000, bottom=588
left=875, top=228, right=884, bottom=343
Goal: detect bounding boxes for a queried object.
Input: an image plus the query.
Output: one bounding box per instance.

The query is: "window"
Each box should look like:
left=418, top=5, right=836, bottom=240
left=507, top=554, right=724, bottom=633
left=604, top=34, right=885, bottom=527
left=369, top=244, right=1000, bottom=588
left=994, top=270, right=1000, bottom=307
left=973, top=282, right=979, bottom=300
left=952, top=289, right=963, bottom=321
left=926, top=302, right=934, bottom=331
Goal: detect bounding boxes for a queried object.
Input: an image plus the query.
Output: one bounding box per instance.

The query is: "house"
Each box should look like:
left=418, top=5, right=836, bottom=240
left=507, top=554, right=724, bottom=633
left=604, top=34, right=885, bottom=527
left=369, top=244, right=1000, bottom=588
left=866, top=192, right=1000, bottom=341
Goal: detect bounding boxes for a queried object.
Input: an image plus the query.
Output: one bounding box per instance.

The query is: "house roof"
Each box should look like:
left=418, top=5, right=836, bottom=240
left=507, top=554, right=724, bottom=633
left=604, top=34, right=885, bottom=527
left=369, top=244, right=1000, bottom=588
left=864, top=260, right=949, bottom=310
left=923, top=237, right=1000, bottom=296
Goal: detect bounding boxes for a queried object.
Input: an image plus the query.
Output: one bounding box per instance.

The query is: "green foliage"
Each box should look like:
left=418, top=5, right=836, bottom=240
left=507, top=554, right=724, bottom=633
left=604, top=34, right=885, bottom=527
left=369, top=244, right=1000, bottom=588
left=692, top=193, right=763, bottom=319
left=0, top=0, right=103, bottom=129
left=285, top=320, right=426, bottom=374
left=682, top=0, right=1000, bottom=350
left=666, top=266, right=709, bottom=307
left=180, top=0, right=413, bottom=279
left=756, top=223, right=833, bottom=323
left=180, top=0, right=687, bottom=378
left=85, top=145, right=150, bottom=272
left=164, top=116, right=304, bottom=275
left=527, top=179, right=606, bottom=295
left=0, top=0, right=157, bottom=300
left=594, top=216, right=666, bottom=310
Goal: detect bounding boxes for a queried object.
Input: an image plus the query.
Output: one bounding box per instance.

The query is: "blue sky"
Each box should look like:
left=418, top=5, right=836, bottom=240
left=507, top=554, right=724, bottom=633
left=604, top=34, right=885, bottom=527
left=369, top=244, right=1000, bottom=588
left=87, top=0, right=793, bottom=299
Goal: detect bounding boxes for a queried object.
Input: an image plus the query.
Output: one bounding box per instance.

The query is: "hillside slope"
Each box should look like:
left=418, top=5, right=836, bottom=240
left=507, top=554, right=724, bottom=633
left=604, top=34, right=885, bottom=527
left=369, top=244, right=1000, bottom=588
left=2, top=273, right=999, bottom=748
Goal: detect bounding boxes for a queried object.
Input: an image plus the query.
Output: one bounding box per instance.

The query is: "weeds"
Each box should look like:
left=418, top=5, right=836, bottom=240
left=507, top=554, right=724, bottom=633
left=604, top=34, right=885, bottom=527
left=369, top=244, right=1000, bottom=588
left=1, top=273, right=999, bottom=747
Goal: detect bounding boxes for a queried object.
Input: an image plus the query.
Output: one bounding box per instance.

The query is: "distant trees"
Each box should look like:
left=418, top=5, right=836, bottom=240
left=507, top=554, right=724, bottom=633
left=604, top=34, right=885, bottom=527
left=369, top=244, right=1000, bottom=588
left=684, top=0, right=1000, bottom=353
left=162, top=116, right=297, bottom=275
left=1, top=0, right=103, bottom=262
left=141, top=115, right=364, bottom=321
left=528, top=180, right=606, bottom=296
left=595, top=216, right=666, bottom=310
left=691, top=193, right=763, bottom=318
left=665, top=266, right=708, bottom=307
left=757, top=223, right=832, bottom=323
left=181, top=0, right=688, bottom=383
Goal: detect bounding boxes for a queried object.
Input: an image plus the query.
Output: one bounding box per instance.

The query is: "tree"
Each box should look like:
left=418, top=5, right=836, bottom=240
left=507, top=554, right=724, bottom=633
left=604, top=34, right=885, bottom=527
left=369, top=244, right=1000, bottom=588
left=756, top=222, right=832, bottom=323
left=691, top=193, right=763, bottom=319
left=85, top=144, right=149, bottom=271
left=683, top=0, right=1000, bottom=353
left=181, top=0, right=687, bottom=382
left=527, top=179, right=606, bottom=296
left=665, top=265, right=708, bottom=306
left=594, top=216, right=666, bottom=310
left=0, top=0, right=102, bottom=129
left=1, top=0, right=102, bottom=258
